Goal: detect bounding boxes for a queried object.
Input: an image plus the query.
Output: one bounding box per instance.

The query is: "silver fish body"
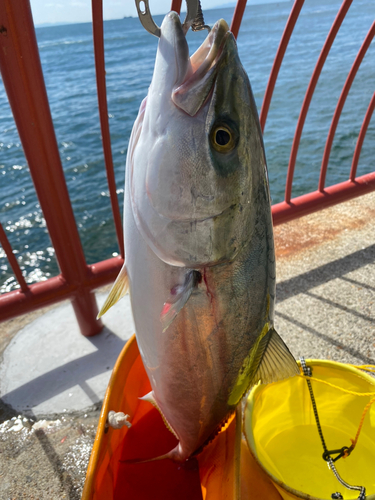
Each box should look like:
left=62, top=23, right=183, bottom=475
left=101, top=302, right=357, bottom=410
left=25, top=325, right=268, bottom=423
left=122, top=12, right=298, bottom=462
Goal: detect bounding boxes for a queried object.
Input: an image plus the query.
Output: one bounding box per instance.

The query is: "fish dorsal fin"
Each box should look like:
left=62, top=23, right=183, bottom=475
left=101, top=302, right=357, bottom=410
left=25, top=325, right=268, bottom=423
left=97, top=263, right=129, bottom=319
left=252, top=327, right=299, bottom=385
left=140, top=391, right=179, bottom=440
left=160, top=270, right=200, bottom=332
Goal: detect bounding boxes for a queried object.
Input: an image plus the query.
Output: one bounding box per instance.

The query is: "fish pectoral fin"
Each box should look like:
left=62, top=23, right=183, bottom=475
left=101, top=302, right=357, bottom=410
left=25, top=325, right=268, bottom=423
left=252, top=327, right=300, bottom=385
left=160, top=270, right=200, bottom=332
left=97, top=263, right=129, bottom=319
left=140, top=391, right=179, bottom=440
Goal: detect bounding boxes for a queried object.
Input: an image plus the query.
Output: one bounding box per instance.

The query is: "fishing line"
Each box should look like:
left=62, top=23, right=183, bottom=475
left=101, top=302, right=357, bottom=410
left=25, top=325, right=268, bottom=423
left=350, top=365, right=375, bottom=374
left=296, top=372, right=375, bottom=397
left=297, top=368, right=375, bottom=455
left=300, top=358, right=368, bottom=500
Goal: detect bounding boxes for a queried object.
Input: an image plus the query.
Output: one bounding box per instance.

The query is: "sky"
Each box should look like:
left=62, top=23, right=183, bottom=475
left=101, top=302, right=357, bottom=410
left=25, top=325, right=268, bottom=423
left=30, top=0, right=281, bottom=26
left=30, top=0, right=230, bottom=25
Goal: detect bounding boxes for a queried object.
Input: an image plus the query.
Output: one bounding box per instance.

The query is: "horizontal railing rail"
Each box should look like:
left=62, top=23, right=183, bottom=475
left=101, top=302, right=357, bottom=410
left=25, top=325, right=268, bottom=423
left=0, top=0, right=374, bottom=335
left=265, top=0, right=375, bottom=224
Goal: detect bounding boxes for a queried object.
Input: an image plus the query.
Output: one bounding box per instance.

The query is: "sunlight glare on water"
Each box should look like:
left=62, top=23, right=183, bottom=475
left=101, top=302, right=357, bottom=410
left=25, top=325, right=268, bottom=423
left=0, top=0, right=374, bottom=292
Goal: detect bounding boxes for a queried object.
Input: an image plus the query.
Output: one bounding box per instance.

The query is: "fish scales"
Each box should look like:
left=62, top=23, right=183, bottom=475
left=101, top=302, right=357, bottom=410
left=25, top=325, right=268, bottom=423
left=100, top=11, right=298, bottom=463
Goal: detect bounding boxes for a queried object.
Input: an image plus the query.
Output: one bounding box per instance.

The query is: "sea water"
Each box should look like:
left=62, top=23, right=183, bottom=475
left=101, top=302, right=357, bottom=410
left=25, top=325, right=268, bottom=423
left=0, top=0, right=374, bottom=292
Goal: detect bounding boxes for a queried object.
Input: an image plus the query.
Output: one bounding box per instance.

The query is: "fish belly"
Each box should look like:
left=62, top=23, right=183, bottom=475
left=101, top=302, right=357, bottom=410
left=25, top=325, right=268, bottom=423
left=125, top=183, right=275, bottom=459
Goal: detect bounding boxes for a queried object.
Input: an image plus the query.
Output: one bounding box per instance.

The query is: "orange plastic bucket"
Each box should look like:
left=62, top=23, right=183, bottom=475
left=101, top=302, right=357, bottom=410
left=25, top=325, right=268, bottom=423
left=82, top=334, right=282, bottom=499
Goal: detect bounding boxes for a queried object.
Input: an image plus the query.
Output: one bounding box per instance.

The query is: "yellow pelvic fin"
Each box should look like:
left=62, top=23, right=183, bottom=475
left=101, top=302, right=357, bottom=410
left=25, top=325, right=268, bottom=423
left=228, top=325, right=299, bottom=406
left=97, top=263, right=129, bottom=319
left=252, top=326, right=300, bottom=385
left=140, top=391, right=179, bottom=440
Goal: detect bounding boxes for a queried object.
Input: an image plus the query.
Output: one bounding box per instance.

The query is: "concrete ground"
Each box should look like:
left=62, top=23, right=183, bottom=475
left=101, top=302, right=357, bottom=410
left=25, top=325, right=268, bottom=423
left=0, top=191, right=374, bottom=499
left=274, top=191, right=375, bottom=365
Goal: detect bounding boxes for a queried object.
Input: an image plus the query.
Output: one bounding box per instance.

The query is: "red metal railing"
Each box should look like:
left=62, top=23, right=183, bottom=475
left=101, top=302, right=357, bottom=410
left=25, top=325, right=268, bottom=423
left=0, top=0, right=374, bottom=335
left=350, top=91, right=375, bottom=182
left=319, top=21, right=375, bottom=191
left=268, top=0, right=375, bottom=224
left=92, top=0, right=124, bottom=260
left=0, top=0, right=121, bottom=335
left=259, top=0, right=305, bottom=131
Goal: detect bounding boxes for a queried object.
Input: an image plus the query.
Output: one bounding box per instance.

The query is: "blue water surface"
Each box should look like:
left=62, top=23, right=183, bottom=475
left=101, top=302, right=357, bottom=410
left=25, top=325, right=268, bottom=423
left=0, top=0, right=374, bottom=292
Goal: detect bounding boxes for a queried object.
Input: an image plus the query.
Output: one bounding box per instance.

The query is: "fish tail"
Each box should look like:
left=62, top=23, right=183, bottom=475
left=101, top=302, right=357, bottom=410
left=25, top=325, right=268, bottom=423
left=198, top=406, right=242, bottom=499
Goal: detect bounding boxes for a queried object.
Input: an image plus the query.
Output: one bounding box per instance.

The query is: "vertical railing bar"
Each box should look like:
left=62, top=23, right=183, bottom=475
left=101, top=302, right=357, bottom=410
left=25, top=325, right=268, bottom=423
left=284, top=0, right=353, bottom=203
left=319, top=21, right=375, bottom=191
left=230, top=0, right=247, bottom=40
left=91, top=0, right=124, bottom=259
left=272, top=172, right=375, bottom=226
left=350, top=92, right=375, bottom=182
left=0, top=223, right=29, bottom=293
left=171, top=0, right=182, bottom=14
left=259, top=0, right=305, bottom=132
left=0, top=0, right=102, bottom=336
left=0, top=0, right=374, bottom=326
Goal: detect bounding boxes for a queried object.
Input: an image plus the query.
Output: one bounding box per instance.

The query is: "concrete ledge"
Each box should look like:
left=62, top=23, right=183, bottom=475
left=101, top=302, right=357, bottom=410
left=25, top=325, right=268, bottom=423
left=0, top=293, right=134, bottom=416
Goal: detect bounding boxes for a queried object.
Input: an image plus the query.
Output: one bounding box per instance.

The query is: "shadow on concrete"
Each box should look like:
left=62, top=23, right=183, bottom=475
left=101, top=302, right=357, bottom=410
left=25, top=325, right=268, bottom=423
left=32, top=421, right=77, bottom=499
left=305, top=290, right=373, bottom=323
left=1, top=326, right=126, bottom=411
left=277, top=310, right=374, bottom=365
left=276, top=243, right=375, bottom=364
left=276, top=243, right=375, bottom=303
left=341, top=275, right=375, bottom=292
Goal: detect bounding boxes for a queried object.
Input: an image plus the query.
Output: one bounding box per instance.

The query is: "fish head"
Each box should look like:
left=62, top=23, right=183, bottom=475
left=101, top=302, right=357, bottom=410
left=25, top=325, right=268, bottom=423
left=130, top=13, right=269, bottom=268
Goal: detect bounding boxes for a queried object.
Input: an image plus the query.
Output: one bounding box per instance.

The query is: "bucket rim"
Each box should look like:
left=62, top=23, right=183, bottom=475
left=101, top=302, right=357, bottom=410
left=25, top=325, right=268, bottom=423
left=244, top=358, right=375, bottom=500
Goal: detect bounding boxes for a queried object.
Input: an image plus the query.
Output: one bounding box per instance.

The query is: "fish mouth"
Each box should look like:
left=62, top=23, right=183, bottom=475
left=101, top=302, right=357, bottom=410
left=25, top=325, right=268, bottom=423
left=172, top=18, right=230, bottom=115
left=187, top=19, right=229, bottom=82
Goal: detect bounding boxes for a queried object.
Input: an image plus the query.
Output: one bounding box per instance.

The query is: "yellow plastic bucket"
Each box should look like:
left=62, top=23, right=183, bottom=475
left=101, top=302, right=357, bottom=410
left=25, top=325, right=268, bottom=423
left=244, top=360, right=375, bottom=500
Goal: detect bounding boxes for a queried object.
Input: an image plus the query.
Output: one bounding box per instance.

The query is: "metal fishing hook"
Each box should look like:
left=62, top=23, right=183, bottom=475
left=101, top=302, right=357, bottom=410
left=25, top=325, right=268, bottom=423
left=191, top=1, right=211, bottom=32
left=135, top=0, right=209, bottom=38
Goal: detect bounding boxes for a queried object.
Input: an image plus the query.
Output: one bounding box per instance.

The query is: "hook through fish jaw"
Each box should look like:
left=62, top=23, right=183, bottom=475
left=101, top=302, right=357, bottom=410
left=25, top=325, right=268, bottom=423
left=135, top=0, right=209, bottom=38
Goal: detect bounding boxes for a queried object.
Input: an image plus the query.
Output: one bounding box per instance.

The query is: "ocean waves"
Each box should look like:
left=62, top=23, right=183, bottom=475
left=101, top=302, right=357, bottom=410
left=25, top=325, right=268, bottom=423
left=0, top=0, right=374, bottom=292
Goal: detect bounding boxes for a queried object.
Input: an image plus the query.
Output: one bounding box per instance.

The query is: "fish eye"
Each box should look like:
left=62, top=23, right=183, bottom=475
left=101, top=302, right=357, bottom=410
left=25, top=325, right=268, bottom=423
left=211, top=125, right=236, bottom=153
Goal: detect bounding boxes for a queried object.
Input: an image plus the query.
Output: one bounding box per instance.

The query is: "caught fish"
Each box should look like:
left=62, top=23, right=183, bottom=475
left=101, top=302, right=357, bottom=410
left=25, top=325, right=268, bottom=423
left=100, top=11, right=299, bottom=463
